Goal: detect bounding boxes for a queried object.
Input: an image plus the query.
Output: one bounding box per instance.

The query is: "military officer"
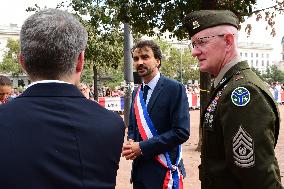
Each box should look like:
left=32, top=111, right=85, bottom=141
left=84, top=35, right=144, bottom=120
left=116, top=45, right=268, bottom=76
left=184, top=10, right=283, bottom=189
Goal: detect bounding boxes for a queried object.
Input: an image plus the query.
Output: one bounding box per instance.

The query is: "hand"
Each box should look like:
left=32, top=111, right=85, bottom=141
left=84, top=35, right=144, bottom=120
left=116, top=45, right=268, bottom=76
left=122, top=139, right=142, bottom=160
left=122, top=139, right=133, bottom=158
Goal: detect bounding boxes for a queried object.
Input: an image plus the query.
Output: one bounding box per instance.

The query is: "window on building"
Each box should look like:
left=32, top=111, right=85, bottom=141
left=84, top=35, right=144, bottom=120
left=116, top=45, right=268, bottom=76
left=256, top=53, right=258, bottom=57
left=256, top=60, right=258, bottom=67
left=251, top=53, right=253, bottom=57
left=251, top=60, right=253, bottom=67
left=267, top=60, right=269, bottom=67
left=262, top=53, right=264, bottom=58
left=245, top=53, right=247, bottom=57
left=240, top=52, right=242, bottom=57
left=262, top=60, right=264, bottom=67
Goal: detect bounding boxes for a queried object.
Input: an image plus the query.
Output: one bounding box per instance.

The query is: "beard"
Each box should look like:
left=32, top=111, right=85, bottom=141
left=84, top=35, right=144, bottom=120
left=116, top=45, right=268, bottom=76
left=136, top=64, right=153, bottom=77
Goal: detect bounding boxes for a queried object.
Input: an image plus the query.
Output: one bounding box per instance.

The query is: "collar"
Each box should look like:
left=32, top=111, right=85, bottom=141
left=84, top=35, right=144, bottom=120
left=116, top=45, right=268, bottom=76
left=20, top=82, right=84, bottom=98
left=214, top=56, right=242, bottom=88
left=27, top=80, right=72, bottom=89
left=143, top=72, right=160, bottom=90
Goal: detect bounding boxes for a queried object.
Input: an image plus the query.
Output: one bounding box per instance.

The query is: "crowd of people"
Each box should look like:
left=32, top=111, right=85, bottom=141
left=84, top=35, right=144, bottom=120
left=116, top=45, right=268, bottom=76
left=0, top=8, right=283, bottom=189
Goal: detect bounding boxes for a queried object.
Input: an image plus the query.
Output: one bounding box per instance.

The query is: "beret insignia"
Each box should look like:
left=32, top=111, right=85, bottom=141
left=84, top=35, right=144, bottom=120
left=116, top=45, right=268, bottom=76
left=192, top=21, right=200, bottom=29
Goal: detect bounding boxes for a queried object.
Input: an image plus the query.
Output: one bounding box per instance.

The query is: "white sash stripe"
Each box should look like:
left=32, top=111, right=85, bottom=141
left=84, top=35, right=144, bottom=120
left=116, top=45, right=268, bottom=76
left=136, top=96, right=154, bottom=138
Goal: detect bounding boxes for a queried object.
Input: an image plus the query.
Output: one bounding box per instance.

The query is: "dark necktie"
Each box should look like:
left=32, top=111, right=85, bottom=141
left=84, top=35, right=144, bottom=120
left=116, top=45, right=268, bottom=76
left=143, top=85, right=150, bottom=103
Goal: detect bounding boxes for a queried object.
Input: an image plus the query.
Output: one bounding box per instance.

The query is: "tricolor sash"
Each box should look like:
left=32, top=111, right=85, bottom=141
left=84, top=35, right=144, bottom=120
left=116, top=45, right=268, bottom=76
left=134, top=85, right=183, bottom=189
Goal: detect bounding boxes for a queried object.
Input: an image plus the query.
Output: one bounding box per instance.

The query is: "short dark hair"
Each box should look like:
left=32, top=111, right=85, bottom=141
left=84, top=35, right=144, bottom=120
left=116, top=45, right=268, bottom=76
left=0, top=75, right=12, bottom=86
left=132, top=40, right=162, bottom=68
left=20, top=9, right=88, bottom=80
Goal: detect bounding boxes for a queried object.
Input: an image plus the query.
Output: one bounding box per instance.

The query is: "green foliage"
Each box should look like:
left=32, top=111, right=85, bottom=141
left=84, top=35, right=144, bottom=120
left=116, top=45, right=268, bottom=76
left=251, top=67, right=265, bottom=81
left=0, top=38, right=23, bottom=76
left=263, top=65, right=284, bottom=83
left=27, top=1, right=125, bottom=86
left=70, top=0, right=124, bottom=66
left=109, top=0, right=258, bottom=40
left=80, top=60, right=94, bottom=84
left=99, top=61, right=124, bottom=89
left=156, top=39, right=199, bottom=83
left=80, top=58, right=124, bottom=87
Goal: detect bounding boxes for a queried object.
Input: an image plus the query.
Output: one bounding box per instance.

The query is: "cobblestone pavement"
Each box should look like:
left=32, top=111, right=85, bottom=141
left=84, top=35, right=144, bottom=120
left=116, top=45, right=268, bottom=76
left=116, top=106, right=284, bottom=189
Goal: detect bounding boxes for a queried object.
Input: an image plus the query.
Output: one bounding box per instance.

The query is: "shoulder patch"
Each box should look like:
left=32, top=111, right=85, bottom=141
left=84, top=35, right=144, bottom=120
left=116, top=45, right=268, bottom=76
left=231, top=87, right=250, bottom=106
left=232, top=126, right=255, bottom=168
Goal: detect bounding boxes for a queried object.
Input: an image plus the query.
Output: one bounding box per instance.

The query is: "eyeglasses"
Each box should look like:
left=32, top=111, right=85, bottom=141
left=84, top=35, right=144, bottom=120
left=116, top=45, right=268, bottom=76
left=190, top=34, right=225, bottom=49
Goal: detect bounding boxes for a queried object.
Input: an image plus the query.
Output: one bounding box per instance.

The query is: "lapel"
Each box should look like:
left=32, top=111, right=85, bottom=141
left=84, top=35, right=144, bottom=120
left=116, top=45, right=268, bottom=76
left=147, top=75, right=165, bottom=113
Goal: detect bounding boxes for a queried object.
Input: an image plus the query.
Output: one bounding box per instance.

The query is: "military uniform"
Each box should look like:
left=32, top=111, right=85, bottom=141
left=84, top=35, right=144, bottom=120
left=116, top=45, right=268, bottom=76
left=200, top=61, right=282, bottom=188
left=183, top=10, right=283, bottom=188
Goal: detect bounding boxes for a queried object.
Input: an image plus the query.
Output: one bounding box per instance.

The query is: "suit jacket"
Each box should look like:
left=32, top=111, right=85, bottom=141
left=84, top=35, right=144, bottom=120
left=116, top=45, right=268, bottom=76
left=0, top=83, right=125, bottom=189
left=128, top=75, right=190, bottom=186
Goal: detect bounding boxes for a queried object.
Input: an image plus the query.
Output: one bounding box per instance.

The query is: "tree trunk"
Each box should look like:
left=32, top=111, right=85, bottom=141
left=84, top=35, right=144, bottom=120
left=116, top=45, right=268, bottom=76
left=195, top=0, right=216, bottom=151
left=93, top=65, right=98, bottom=101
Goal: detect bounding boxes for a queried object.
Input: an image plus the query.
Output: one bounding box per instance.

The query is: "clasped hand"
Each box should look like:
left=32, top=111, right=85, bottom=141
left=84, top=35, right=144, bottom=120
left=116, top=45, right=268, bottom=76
left=122, top=139, right=142, bottom=160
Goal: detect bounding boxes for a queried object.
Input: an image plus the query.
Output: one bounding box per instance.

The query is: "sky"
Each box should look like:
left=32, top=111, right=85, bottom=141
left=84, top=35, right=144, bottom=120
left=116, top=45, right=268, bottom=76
left=0, top=0, right=64, bottom=26
left=0, top=0, right=284, bottom=59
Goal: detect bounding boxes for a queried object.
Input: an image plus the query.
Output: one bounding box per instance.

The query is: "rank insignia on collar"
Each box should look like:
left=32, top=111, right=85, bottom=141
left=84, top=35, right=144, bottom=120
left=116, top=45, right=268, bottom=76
left=192, top=21, right=200, bottom=29
left=232, top=126, right=255, bottom=168
left=235, top=76, right=244, bottom=81
left=231, top=87, right=250, bottom=106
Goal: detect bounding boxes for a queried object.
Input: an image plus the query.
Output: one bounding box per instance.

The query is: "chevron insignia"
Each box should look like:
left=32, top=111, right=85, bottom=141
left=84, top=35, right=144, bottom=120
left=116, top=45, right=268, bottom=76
left=232, top=126, right=255, bottom=168
left=231, top=87, right=250, bottom=106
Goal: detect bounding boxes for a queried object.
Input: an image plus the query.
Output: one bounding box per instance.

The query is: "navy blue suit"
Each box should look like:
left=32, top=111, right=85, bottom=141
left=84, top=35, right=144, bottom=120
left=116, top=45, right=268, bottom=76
left=0, top=83, right=125, bottom=189
left=128, top=75, right=190, bottom=188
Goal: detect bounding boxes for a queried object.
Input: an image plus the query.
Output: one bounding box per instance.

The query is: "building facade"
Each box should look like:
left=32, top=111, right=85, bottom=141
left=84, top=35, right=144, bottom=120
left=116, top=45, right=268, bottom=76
left=274, top=36, right=284, bottom=71
left=238, top=42, right=274, bottom=74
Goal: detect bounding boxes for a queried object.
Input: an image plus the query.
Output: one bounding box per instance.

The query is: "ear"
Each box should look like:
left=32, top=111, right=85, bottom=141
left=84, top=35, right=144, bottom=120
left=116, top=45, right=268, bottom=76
left=18, top=53, right=26, bottom=71
left=224, top=33, right=235, bottom=49
left=76, top=51, right=85, bottom=73
left=156, top=59, right=161, bottom=67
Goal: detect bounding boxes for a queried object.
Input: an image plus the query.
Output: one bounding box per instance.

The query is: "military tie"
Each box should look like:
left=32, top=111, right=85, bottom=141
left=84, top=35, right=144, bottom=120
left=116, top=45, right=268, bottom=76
left=143, top=85, right=150, bottom=103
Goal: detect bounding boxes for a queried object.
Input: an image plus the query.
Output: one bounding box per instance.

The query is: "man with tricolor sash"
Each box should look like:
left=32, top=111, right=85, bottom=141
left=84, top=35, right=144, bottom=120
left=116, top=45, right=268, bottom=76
left=122, top=40, right=190, bottom=189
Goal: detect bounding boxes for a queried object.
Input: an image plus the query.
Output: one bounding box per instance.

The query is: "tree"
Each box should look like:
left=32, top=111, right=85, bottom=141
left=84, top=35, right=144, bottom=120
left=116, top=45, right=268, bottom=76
left=107, top=0, right=284, bottom=39
left=27, top=1, right=125, bottom=100
left=155, top=39, right=199, bottom=83
left=0, top=38, right=23, bottom=76
left=251, top=67, right=265, bottom=81
left=264, top=65, right=284, bottom=83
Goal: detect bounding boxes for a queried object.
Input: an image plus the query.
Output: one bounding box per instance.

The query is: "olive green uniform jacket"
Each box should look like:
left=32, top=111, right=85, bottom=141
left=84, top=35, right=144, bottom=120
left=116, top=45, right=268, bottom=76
left=200, top=61, right=283, bottom=189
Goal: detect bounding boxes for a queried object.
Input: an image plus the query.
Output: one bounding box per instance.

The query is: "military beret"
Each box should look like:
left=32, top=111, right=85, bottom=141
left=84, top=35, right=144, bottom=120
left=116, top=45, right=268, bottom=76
left=183, top=10, right=239, bottom=37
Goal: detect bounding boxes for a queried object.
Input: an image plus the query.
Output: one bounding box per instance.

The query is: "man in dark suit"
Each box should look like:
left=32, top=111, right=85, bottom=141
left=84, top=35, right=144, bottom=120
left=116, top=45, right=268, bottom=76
left=0, top=9, right=125, bottom=189
left=122, top=40, right=190, bottom=189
